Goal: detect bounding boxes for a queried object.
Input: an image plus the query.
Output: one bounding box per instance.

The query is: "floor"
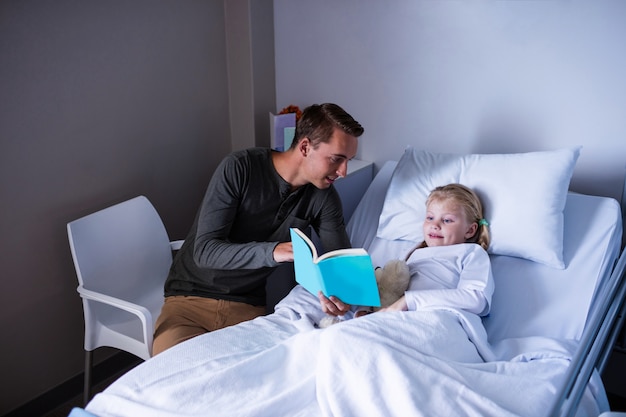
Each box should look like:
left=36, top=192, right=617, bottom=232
left=4, top=352, right=142, bottom=417
left=44, top=367, right=133, bottom=417
left=608, top=393, right=626, bottom=412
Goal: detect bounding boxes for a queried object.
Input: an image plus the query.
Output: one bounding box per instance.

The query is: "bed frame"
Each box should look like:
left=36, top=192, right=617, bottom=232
left=74, top=161, right=626, bottom=417
left=552, top=174, right=626, bottom=417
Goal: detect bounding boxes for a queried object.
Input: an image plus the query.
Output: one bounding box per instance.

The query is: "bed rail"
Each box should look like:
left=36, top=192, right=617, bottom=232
left=550, top=247, right=626, bottom=417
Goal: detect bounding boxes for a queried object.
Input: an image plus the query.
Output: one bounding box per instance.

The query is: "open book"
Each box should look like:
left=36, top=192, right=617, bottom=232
left=290, top=228, right=381, bottom=307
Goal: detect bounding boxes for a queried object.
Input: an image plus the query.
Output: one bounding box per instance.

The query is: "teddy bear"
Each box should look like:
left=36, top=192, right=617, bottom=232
left=373, top=259, right=411, bottom=311
left=318, top=259, right=411, bottom=328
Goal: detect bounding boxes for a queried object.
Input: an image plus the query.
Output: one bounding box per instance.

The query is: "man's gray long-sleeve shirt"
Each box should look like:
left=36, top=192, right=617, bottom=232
left=164, top=148, right=351, bottom=306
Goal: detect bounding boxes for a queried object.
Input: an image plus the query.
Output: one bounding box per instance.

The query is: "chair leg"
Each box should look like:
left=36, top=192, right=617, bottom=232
left=83, top=350, right=93, bottom=406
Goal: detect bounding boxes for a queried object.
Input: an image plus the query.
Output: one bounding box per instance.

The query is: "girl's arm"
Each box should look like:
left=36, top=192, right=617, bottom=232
left=404, top=246, right=494, bottom=316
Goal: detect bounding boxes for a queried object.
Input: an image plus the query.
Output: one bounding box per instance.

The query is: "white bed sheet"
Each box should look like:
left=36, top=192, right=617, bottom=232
left=84, top=161, right=622, bottom=417
left=85, top=288, right=603, bottom=417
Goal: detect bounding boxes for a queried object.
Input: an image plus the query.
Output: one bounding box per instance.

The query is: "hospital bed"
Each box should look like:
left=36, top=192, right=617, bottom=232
left=75, top=147, right=625, bottom=417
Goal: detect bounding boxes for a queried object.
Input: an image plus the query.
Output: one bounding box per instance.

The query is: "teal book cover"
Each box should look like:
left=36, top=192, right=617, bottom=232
left=290, top=228, right=381, bottom=307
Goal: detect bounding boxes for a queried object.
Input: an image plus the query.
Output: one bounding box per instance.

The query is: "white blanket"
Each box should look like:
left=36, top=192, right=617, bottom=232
left=86, top=287, right=601, bottom=417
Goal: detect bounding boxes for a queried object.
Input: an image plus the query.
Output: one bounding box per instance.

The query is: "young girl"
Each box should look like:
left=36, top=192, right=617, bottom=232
left=374, top=183, right=494, bottom=316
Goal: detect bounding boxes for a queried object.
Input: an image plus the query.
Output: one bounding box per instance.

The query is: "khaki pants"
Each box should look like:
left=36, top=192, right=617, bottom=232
left=152, top=296, right=266, bottom=356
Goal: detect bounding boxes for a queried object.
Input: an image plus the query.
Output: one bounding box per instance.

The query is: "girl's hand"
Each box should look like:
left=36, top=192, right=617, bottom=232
left=354, top=308, right=373, bottom=318
left=378, top=295, right=408, bottom=312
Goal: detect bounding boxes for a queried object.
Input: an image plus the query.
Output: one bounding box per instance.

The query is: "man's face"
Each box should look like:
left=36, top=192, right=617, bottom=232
left=302, top=128, right=358, bottom=189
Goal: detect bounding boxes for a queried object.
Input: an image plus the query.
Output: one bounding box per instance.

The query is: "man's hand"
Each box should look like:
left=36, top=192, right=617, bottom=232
left=273, top=242, right=293, bottom=263
left=318, top=291, right=351, bottom=316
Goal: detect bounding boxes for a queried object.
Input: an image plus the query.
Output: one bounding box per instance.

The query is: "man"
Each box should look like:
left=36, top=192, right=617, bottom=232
left=153, top=103, right=364, bottom=354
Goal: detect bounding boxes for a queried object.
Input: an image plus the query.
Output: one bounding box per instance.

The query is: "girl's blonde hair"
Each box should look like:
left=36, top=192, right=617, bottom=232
left=419, top=183, right=490, bottom=251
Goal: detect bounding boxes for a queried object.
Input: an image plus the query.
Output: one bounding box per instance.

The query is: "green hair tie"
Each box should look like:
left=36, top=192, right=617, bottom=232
left=478, top=219, right=489, bottom=227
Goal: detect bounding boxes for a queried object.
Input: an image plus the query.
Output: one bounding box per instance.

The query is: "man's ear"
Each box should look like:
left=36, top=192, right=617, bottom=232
left=299, top=137, right=310, bottom=156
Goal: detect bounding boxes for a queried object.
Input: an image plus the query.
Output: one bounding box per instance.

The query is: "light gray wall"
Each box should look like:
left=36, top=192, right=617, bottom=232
left=274, top=0, right=626, bottom=201
left=0, top=1, right=231, bottom=413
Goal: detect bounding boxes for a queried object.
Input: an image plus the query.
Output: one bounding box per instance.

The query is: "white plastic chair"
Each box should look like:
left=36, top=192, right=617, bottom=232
left=67, top=196, right=182, bottom=405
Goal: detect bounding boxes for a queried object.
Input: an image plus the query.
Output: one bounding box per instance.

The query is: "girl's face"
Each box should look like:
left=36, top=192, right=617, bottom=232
left=423, top=199, right=477, bottom=247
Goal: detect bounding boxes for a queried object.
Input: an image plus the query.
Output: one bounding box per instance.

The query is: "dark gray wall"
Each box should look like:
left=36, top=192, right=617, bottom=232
left=224, top=0, right=276, bottom=151
left=0, top=1, right=231, bottom=413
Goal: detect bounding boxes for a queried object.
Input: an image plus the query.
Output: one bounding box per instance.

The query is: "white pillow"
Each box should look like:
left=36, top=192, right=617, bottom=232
left=376, top=147, right=581, bottom=268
